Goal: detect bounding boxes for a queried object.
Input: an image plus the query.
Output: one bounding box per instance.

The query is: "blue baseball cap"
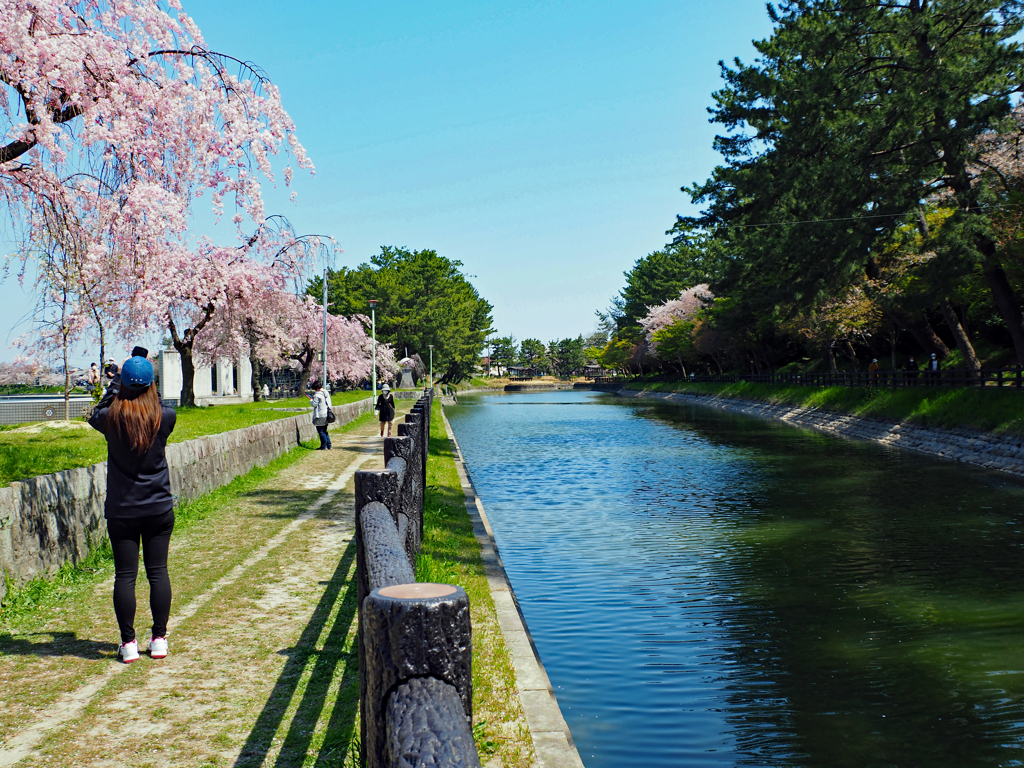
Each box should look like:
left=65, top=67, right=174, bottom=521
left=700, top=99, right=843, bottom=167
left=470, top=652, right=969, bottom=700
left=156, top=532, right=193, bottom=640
left=121, top=356, right=154, bottom=389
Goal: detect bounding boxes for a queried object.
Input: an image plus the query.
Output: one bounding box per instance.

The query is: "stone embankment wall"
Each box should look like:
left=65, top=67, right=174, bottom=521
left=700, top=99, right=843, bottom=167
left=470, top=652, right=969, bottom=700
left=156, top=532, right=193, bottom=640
left=0, top=398, right=371, bottom=599
left=503, top=383, right=574, bottom=392
left=618, top=389, right=1024, bottom=477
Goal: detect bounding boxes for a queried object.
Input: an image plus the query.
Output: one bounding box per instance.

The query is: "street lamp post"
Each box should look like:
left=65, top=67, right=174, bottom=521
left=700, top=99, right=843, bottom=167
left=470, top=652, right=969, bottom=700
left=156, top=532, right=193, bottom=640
left=428, top=344, right=434, bottom=391
left=368, top=300, right=378, bottom=403
left=321, top=268, right=329, bottom=391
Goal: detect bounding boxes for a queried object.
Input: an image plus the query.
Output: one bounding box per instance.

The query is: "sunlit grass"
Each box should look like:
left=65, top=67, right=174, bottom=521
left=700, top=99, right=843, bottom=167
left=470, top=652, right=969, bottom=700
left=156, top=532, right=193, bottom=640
left=0, top=392, right=372, bottom=486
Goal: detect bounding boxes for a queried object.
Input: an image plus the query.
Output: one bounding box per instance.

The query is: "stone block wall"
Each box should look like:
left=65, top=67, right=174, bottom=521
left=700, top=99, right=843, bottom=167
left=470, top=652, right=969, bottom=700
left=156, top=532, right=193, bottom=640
left=0, top=397, right=371, bottom=600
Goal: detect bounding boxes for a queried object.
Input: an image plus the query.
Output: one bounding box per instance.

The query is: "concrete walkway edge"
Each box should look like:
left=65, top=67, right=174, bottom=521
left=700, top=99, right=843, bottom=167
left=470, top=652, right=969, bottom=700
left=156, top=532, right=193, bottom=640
left=439, top=407, right=585, bottom=768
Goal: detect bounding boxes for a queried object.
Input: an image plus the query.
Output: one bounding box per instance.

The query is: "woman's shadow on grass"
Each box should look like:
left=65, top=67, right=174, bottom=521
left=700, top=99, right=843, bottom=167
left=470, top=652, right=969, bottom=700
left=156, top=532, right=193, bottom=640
left=0, top=632, right=118, bottom=659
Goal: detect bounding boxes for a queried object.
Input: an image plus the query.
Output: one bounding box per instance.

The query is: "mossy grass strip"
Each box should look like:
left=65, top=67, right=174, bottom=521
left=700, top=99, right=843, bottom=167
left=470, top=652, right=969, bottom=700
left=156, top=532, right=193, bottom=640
left=625, top=380, right=1024, bottom=436
left=416, top=400, right=534, bottom=767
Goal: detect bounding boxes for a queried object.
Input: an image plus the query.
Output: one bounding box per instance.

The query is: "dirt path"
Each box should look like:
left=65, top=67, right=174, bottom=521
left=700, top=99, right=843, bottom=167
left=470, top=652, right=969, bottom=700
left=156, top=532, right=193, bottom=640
left=0, top=410, right=405, bottom=768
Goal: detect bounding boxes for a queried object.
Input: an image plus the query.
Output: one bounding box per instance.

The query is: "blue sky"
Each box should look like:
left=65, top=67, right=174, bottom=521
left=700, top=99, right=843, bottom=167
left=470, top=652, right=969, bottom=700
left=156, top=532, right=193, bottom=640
left=2, top=0, right=775, bottom=363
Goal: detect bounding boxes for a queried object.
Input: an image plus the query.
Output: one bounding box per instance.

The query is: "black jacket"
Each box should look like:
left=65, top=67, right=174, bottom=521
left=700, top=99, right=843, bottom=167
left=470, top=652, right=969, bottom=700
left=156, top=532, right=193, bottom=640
left=375, top=393, right=396, bottom=422
left=89, top=376, right=177, bottom=519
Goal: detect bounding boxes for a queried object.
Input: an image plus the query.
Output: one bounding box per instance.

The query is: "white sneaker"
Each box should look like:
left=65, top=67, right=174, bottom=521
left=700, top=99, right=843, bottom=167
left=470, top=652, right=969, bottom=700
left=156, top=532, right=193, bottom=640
left=149, top=636, right=168, bottom=659
left=117, top=639, right=140, bottom=664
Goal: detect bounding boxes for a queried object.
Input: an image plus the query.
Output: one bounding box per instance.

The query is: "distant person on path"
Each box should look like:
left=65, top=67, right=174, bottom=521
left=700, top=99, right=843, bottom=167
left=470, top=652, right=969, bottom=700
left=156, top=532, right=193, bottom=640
left=262, top=383, right=270, bottom=400
left=926, top=352, right=941, bottom=382
left=869, top=358, right=880, bottom=384
left=88, top=354, right=176, bottom=664
left=906, top=356, right=918, bottom=384
left=103, top=358, right=119, bottom=391
left=310, top=380, right=332, bottom=450
left=87, top=362, right=100, bottom=392
left=376, top=383, right=396, bottom=437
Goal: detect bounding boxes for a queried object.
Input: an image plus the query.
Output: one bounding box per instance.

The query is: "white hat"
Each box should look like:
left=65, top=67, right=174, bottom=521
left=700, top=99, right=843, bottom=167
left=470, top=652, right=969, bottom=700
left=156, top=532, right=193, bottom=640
left=382, top=384, right=390, bottom=392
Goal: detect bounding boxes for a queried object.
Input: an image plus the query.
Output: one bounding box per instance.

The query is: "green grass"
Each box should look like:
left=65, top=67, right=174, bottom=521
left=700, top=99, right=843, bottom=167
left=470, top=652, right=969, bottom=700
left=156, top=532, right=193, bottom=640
left=0, top=438, right=319, bottom=626
left=0, top=392, right=371, bottom=487
left=625, top=380, right=1024, bottom=436
left=416, top=401, right=533, bottom=767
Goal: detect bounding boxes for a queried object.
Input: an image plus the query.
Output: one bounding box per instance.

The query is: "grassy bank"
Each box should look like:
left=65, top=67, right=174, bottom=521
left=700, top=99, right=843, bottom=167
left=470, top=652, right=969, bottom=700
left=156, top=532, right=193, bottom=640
left=625, top=380, right=1024, bottom=436
left=0, top=391, right=370, bottom=487
left=416, top=400, right=533, bottom=767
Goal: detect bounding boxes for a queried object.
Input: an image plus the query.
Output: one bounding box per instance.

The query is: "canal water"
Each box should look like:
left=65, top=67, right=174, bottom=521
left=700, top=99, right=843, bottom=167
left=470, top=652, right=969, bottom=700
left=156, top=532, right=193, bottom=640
left=445, top=390, right=1024, bottom=768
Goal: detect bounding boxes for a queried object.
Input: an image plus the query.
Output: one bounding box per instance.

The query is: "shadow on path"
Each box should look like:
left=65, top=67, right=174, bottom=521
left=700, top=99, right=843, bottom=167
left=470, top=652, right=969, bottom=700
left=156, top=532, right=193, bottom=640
left=234, top=536, right=359, bottom=768
left=0, top=632, right=117, bottom=660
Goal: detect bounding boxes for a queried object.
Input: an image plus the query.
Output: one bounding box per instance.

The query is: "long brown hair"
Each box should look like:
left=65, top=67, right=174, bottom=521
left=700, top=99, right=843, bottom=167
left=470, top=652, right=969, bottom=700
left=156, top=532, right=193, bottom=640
left=108, top=383, right=163, bottom=454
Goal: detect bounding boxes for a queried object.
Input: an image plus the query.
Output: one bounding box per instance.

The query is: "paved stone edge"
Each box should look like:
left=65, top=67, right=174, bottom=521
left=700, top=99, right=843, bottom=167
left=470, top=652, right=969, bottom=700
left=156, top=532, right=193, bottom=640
left=616, top=389, right=1024, bottom=477
left=439, top=406, right=585, bottom=768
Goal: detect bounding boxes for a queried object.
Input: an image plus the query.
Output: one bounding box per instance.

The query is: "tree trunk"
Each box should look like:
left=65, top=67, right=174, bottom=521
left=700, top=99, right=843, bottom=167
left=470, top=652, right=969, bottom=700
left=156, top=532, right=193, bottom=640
left=63, top=335, right=70, bottom=421
left=982, top=260, right=1024, bottom=366
left=889, top=324, right=898, bottom=371
left=939, top=298, right=981, bottom=380
left=825, top=343, right=838, bottom=374
left=250, top=347, right=262, bottom=402
left=178, top=345, right=197, bottom=407
left=295, top=348, right=314, bottom=400
left=842, top=340, right=859, bottom=371
left=889, top=309, right=949, bottom=359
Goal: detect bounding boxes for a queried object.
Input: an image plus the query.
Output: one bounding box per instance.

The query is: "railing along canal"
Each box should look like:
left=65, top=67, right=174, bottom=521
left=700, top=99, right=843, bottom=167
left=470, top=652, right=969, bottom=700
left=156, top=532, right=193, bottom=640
left=353, top=389, right=480, bottom=768
left=595, top=366, right=1024, bottom=389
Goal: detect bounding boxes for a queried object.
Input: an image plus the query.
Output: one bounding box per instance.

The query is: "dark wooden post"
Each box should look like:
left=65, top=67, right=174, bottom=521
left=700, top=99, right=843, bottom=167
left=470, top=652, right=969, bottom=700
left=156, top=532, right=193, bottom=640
left=384, top=435, right=419, bottom=561
left=386, top=678, right=481, bottom=768
left=355, top=469, right=406, bottom=768
left=404, top=411, right=425, bottom=541
left=362, top=583, right=473, bottom=768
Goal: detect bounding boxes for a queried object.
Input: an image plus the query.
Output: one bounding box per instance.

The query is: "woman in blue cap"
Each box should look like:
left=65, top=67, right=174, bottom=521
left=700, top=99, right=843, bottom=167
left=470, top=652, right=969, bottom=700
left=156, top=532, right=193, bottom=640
left=89, top=354, right=177, bottom=663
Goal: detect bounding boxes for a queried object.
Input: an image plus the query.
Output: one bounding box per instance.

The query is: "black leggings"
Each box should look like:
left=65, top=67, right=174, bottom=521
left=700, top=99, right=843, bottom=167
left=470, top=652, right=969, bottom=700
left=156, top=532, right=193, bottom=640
left=107, top=510, right=175, bottom=644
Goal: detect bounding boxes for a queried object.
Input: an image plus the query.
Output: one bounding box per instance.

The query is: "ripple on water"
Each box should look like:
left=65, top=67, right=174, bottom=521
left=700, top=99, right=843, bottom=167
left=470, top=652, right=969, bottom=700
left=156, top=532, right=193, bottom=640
left=448, top=390, right=1024, bottom=768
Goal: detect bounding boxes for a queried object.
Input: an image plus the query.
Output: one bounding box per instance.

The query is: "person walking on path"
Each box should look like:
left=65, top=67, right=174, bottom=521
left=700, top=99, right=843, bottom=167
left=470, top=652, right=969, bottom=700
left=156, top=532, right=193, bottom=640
left=376, top=383, right=396, bottom=437
left=88, top=354, right=177, bottom=664
left=310, top=380, right=332, bottom=450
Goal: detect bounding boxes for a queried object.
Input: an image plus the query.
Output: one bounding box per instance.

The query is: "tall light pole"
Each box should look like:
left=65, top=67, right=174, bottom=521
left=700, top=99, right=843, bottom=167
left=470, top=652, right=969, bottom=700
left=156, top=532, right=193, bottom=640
left=368, top=299, right=378, bottom=402
left=428, top=344, right=434, bottom=391
left=321, top=268, right=329, bottom=391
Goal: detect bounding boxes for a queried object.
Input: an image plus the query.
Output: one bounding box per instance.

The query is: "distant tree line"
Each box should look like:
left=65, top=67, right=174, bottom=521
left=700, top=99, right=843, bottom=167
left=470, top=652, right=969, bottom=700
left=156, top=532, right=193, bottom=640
left=595, top=0, right=1024, bottom=379
left=313, top=247, right=493, bottom=385
left=487, top=333, right=606, bottom=377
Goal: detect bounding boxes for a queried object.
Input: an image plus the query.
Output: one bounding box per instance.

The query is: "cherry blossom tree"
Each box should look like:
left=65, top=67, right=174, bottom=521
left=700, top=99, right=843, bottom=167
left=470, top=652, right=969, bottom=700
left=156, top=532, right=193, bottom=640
left=1, top=0, right=311, bottom=221
left=638, top=286, right=712, bottom=376
left=275, top=295, right=396, bottom=400
left=2, top=0, right=314, bottom=388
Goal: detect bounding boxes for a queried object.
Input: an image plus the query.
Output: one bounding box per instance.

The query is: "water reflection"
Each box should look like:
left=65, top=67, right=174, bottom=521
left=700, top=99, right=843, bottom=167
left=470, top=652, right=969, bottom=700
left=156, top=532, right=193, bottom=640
left=446, top=391, right=1024, bottom=768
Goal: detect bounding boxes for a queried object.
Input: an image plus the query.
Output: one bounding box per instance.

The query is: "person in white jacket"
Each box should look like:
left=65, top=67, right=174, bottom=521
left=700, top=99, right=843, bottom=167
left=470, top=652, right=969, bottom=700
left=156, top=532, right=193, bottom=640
left=310, top=380, right=332, bottom=450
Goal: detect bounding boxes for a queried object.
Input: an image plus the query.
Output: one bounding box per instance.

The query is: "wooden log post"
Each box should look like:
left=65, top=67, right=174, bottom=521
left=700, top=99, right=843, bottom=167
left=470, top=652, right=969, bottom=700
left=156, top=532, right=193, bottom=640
left=386, top=678, right=481, bottom=768
left=401, top=412, right=424, bottom=539
left=384, top=435, right=419, bottom=561
left=362, top=583, right=473, bottom=768
left=356, top=469, right=412, bottom=768
left=414, top=397, right=430, bottom=515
